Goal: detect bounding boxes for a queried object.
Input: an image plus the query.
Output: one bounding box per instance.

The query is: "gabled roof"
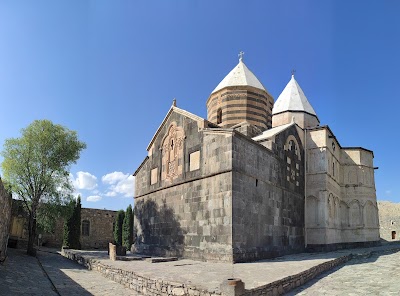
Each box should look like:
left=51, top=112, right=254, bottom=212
left=212, top=58, right=267, bottom=94
left=252, top=121, right=295, bottom=142
left=272, top=75, right=317, bottom=117
left=146, top=105, right=206, bottom=151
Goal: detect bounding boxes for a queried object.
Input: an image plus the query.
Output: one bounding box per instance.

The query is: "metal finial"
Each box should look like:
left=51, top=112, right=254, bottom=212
left=172, top=98, right=177, bottom=107
left=238, top=51, right=245, bottom=61
left=291, top=69, right=296, bottom=77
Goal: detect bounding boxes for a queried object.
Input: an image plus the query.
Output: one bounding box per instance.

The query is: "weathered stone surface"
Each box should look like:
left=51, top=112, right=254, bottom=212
left=0, top=178, right=12, bottom=260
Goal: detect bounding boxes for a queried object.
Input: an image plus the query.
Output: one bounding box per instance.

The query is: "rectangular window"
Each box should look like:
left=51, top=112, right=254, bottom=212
left=82, top=220, right=90, bottom=236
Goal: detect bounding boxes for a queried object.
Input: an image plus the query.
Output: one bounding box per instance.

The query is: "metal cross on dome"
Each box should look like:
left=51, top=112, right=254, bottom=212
left=238, top=51, right=244, bottom=61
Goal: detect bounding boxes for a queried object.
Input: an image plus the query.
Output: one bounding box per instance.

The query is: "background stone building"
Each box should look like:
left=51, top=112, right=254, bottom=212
left=378, top=201, right=400, bottom=241
left=8, top=200, right=117, bottom=250
left=0, top=178, right=12, bottom=260
left=133, top=55, right=380, bottom=263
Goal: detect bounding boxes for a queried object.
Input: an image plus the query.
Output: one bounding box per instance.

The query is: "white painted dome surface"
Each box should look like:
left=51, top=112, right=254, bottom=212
left=272, top=75, right=317, bottom=116
left=212, top=60, right=266, bottom=94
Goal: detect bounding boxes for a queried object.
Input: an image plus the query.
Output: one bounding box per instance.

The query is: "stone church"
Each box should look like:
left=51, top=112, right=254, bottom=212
left=133, top=55, right=380, bottom=263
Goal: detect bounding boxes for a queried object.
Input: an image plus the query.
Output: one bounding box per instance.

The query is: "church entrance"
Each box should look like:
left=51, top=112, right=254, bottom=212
left=392, top=231, right=396, bottom=240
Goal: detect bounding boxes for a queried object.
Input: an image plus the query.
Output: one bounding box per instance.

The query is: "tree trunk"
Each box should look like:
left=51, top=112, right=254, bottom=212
left=27, top=206, right=37, bottom=256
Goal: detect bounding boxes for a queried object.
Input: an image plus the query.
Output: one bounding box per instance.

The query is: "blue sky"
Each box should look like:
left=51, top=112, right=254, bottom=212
left=0, top=1, right=399, bottom=210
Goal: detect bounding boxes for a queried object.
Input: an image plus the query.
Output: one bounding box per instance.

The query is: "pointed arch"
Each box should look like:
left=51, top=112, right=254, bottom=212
left=306, top=196, right=318, bottom=226
left=349, top=200, right=362, bottom=227
left=340, top=201, right=349, bottom=228
left=364, top=200, right=378, bottom=227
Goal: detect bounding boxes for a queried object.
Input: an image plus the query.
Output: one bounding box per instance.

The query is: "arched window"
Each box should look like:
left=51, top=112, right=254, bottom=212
left=217, top=108, right=222, bottom=124
left=82, top=220, right=90, bottom=236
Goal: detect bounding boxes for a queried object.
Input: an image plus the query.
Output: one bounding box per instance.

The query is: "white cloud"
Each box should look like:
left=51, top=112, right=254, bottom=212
left=102, top=171, right=128, bottom=185
left=102, top=172, right=135, bottom=198
left=87, top=195, right=102, bottom=202
left=105, top=191, right=117, bottom=197
left=72, top=171, right=98, bottom=190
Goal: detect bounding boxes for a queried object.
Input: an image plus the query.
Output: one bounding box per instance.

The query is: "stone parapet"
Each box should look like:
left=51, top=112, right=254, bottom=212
left=241, top=255, right=352, bottom=296
left=61, top=249, right=222, bottom=296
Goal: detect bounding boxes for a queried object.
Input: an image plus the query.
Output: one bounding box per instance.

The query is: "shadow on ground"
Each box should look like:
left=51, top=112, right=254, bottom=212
left=36, top=250, right=94, bottom=295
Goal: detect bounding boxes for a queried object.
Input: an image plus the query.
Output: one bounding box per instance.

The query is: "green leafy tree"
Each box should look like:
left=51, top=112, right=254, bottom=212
left=122, top=204, right=134, bottom=249
left=114, top=210, right=125, bottom=246
left=1, top=120, right=86, bottom=256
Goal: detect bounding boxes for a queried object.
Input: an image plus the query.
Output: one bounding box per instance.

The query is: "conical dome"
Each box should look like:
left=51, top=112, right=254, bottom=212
left=212, top=58, right=266, bottom=94
left=207, top=54, right=274, bottom=131
left=272, top=75, right=317, bottom=116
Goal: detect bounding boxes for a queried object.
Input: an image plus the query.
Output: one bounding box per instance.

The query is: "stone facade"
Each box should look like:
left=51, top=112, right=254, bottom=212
left=0, top=178, right=12, bottom=260
left=378, top=201, right=400, bottom=241
left=305, top=126, right=380, bottom=249
left=133, top=57, right=379, bottom=263
left=80, top=208, right=116, bottom=249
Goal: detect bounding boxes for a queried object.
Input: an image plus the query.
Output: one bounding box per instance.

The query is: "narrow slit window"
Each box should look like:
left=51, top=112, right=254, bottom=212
left=217, top=108, right=222, bottom=124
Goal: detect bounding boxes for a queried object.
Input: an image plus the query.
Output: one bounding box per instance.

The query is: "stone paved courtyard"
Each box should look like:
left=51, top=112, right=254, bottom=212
left=1, top=244, right=400, bottom=295
left=287, top=249, right=400, bottom=295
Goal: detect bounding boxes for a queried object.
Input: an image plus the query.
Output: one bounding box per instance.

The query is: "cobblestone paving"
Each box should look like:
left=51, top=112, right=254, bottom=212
left=0, top=248, right=56, bottom=296
left=0, top=248, right=139, bottom=296
left=37, top=250, right=138, bottom=295
left=288, top=250, right=400, bottom=296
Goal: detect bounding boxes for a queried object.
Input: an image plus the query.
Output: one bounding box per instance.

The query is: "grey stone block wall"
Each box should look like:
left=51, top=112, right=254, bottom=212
left=0, top=178, right=12, bottom=259
left=231, top=126, right=305, bottom=262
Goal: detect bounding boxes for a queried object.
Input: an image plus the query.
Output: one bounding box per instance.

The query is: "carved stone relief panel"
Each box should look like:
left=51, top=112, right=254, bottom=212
left=161, top=122, right=185, bottom=182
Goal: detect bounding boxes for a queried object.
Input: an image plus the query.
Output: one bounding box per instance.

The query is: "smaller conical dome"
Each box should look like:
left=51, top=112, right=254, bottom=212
left=212, top=58, right=266, bottom=94
left=272, top=75, right=317, bottom=116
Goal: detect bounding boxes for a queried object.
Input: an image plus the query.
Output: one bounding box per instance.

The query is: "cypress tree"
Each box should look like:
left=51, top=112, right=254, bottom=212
left=122, top=205, right=134, bottom=249
left=62, top=197, right=81, bottom=249
left=72, top=196, right=82, bottom=249
left=114, top=210, right=125, bottom=246
left=62, top=199, right=75, bottom=247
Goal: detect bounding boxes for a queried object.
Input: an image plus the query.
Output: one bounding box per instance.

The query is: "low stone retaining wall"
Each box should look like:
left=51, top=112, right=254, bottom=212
left=61, top=249, right=221, bottom=296
left=242, top=255, right=352, bottom=296
left=61, top=249, right=354, bottom=296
